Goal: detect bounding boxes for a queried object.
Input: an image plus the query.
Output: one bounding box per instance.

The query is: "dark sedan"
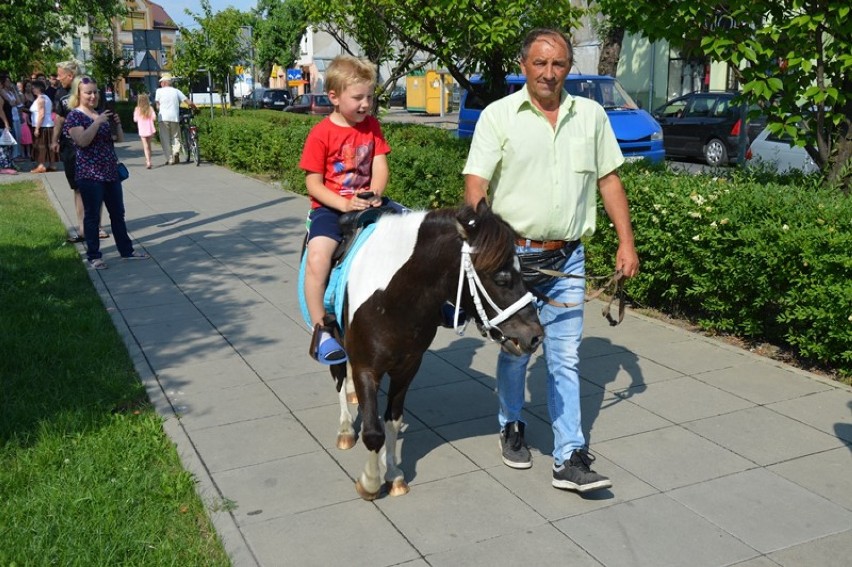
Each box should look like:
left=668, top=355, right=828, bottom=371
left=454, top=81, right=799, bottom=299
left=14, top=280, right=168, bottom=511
left=652, top=91, right=765, bottom=166
left=284, top=93, right=334, bottom=115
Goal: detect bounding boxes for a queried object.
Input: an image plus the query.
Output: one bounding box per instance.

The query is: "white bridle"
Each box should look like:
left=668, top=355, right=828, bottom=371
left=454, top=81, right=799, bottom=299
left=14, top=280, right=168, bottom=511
left=451, top=242, right=534, bottom=343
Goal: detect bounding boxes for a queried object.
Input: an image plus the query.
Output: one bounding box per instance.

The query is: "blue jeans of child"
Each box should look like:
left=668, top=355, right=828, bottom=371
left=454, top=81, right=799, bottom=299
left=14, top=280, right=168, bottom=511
left=77, top=179, right=135, bottom=260
left=497, top=243, right=586, bottom=467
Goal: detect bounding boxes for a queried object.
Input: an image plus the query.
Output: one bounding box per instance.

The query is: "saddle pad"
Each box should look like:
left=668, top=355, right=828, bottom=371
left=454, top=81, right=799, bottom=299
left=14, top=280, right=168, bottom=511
left=298, top=222, right=378, bottom=332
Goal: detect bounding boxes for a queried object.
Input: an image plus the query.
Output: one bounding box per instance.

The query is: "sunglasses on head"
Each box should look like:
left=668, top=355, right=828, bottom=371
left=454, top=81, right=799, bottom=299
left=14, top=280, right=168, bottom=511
left=80, top=76, right=95, bottom=85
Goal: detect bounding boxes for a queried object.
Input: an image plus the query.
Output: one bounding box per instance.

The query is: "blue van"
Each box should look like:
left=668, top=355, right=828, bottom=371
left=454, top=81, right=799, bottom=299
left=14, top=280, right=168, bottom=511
left=458, top=74, right=665, bottom=163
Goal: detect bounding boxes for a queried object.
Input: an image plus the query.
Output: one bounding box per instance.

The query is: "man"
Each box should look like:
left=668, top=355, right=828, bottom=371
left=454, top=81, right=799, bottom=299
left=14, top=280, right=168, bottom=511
left=154, top=73, right=196, bottom=165
left=463, top=28, right=640, bottom=493
left=50, top=60, right=106, bottom=242
left=45, top=74, right=59, bottom=101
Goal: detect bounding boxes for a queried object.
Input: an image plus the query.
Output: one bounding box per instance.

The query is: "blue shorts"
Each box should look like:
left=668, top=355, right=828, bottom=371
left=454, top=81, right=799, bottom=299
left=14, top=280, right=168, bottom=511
left=306, top=198, right=409, bottom=243
left=307, top=206, right=344, bottom=242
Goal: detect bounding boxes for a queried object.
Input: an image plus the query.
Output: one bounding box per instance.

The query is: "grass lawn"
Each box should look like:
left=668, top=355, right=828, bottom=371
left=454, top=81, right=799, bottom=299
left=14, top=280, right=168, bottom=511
left=0, top=181, right=230, bottom=565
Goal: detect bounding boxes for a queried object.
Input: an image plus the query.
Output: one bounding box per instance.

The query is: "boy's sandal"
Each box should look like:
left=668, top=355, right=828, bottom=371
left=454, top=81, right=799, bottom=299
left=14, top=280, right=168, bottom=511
left=315, top=338, right=348, bottom=365
left=121, top=252, right=149, bottom=260
left=88, top=258, right=107, bottom=270
left=309, top=323, right=348, bottom=365
left=66, top=234, right=85, bottom=243
left=98, top=229, right=110, bottom=239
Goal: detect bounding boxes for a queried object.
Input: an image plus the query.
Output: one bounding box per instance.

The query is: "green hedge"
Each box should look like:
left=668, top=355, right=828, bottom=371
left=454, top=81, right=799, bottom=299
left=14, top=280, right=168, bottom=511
left=197, top=110, right=470, bottom=209
left=585, top=165, right=851, bottom=377
left=199, top=111, right=851, bottom=377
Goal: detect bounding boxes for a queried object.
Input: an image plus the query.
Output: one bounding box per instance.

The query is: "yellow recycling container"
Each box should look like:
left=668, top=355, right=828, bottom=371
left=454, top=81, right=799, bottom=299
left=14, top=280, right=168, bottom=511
left=424, top=70, right=453, bottom=115
left=405, top=74, right=427, bottom=112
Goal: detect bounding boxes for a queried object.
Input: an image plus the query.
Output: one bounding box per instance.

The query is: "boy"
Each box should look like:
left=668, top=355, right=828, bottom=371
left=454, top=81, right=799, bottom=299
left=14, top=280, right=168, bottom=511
left=299, top=55, right=391, bottom=364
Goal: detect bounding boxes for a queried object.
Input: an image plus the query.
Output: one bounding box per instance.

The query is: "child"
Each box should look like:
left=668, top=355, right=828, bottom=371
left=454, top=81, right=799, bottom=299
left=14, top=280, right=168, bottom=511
left=299, top=55, right=391, bottom=365
left=132, top=93, right=156, bottom=168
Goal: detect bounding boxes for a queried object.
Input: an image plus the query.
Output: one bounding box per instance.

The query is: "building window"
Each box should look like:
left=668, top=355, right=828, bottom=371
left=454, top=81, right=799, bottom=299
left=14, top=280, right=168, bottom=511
left=122, top=11, right=146, bottom=31
left=72, top=37, right=82, bottom=59
left=122, top=44, right=134, bottom=62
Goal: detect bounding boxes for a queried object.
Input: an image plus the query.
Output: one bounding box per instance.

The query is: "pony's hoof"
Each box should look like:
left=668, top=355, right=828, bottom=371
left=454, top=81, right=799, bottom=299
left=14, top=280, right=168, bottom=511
left=385, top=479, right=409, bottom=497
left=337, top=433, right=356, bottom=450
left=346, top=391, right=359, bottom=405
left=355, top=480, right=379, bottom=501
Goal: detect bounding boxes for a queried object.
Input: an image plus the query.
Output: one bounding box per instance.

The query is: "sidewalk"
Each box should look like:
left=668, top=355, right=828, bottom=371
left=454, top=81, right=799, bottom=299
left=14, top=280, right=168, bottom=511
left=28, top=135, right=852, bottom=567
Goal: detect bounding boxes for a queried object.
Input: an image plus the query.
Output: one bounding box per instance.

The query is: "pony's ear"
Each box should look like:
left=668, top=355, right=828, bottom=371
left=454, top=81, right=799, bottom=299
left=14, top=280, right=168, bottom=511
left=456, top=201, right=485, bottom=240
left=474, top=198, right=490, bottom=216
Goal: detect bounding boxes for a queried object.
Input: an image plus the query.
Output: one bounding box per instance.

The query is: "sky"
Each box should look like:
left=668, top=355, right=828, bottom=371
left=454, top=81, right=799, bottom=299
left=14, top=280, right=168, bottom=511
left=160, top=0, right=258, bottom=29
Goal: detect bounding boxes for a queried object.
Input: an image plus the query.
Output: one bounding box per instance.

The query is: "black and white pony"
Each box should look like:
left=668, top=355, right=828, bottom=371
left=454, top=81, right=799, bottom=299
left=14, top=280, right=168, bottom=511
left=313, top=200, right=543, bottom=500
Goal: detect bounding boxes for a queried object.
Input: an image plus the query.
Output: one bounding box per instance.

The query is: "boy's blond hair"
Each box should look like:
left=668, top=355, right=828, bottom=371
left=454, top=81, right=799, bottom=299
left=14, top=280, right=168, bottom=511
left=325, top=55, right=376, bottom=96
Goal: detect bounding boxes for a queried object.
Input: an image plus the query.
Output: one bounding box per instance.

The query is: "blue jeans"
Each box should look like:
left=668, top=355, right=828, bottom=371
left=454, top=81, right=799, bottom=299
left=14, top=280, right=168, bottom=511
left=497, top=243, right=586, bottom=467
left=77, top=179, right=135, bottom=260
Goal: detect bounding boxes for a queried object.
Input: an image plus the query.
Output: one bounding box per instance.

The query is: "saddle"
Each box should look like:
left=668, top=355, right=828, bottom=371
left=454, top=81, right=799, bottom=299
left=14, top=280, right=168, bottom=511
left=332, top=206, right=397, bottom=265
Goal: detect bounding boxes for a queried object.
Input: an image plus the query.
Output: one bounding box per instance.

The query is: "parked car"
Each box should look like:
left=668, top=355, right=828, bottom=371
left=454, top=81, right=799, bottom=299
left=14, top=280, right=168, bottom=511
left=458, top=74, right=665, bottom=163
left=745, top=127, right=819, bottom=174
left=652, top=91, right=765, bottom=167
left=240, top=88, right=266, bottom=109
left=388, top=86, right=406, bottom=108
left=284, top=93, right=334, bottom=115
left=259, top=88, right=292, bottom=110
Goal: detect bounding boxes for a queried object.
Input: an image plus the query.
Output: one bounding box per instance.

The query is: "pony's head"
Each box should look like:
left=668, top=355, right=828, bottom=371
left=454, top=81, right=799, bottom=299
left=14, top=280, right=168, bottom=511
left=456, top=200, right=543, bottom=355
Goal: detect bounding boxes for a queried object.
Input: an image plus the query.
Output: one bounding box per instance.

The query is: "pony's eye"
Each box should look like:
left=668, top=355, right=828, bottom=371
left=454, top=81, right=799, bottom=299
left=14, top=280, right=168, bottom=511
left=494, top=270, right=512, bottom=287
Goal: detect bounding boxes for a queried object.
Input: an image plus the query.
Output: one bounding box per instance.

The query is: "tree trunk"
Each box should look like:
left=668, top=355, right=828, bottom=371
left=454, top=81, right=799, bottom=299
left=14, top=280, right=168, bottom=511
left=597, top=26, right=625, bottom=77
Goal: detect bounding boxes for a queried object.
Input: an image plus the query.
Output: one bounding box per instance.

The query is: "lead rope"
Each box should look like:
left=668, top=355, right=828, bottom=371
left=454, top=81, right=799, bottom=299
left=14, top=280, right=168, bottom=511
left=530, top=267, right=626, bottom=326
left=453, top=242, right=535, bottom=338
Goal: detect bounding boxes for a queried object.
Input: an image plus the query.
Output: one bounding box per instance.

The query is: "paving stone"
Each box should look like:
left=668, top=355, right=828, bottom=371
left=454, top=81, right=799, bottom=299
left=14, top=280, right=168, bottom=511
left=684, top=406, right=845, bottom=466
left=212, top=451, right=357, bottom=525
left=768, top=447, right=852, bottom=512
left=768, top=389, right=852, bottom=443
left=426, top=522, right=604, bottom=566
left=555, top=493, right=757, bottom=567
left=241, top=499, right=419, bottom=567
left=670, top=468, right=852, bottom=553
left=627, top=375, right=755, bottom=424
left=768, top=529, right=852, bottom=567
left=189, top=413, right=318, bottom=473
left=374, top=470, right=545, bottom=556
left=596, top=425, right=754, bottom=491
left=693, top=361, right=833, bottom=404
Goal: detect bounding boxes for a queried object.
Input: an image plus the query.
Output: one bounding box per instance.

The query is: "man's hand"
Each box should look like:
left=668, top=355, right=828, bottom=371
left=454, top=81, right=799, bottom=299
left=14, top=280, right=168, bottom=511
left=615, top=243, right=640, bottom=278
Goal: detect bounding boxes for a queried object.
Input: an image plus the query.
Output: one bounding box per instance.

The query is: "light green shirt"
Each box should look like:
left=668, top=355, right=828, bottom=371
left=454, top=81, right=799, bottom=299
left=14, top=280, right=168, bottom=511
left=463, top=87, right=624, bottom=241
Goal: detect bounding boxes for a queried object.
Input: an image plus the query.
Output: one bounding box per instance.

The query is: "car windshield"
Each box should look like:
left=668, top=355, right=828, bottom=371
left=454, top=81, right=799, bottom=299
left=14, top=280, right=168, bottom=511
left=566, top=79, right=638, bottom=110
left=314, top=95, right=331, bottom=106
left=267, top=91, right=288, bottom=101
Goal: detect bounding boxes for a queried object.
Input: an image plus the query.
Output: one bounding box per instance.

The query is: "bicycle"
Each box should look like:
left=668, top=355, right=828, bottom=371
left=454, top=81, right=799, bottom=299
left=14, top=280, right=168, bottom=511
left=178, top=108, right=200, bottom=166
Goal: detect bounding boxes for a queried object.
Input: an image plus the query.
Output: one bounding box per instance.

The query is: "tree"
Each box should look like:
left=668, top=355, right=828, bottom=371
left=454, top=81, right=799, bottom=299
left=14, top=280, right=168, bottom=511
left=0, top=0, right=124, bottom=77
left=253, top=0, right=309, bottom=85
left=174, top=0, right=251, bottom=112
left=304, top=0, right=434, bottom=110
left=89, top=39, right=132, bottom=98
left=353, top=1, right=588, bottom=106
left=597, top=0, right=851, bottom=190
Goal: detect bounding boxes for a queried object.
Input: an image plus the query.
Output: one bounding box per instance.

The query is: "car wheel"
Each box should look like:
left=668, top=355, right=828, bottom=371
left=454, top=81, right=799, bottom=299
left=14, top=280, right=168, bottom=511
left=704, top=138, right=728, bottom=167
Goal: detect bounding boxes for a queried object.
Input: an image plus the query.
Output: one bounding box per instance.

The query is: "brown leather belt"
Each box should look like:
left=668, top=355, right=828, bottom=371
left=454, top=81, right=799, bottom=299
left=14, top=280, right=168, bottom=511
left=515, top=238, right=576, bottom=251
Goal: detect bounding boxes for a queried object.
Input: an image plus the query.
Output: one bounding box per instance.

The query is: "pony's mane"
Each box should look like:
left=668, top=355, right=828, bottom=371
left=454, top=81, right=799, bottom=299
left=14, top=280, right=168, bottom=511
left=456, top=205, right=516, bottom=273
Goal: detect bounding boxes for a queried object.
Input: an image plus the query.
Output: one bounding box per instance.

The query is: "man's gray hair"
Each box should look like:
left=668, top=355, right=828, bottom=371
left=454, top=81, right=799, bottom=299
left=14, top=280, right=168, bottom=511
left=56, top=60, right=83, bottom=77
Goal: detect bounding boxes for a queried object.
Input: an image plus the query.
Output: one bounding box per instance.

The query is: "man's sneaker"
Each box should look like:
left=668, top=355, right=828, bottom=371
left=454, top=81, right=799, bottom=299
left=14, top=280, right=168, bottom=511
left=552, top=449, right=612, bottom=493
left=499, top=421, right=532, bottom=469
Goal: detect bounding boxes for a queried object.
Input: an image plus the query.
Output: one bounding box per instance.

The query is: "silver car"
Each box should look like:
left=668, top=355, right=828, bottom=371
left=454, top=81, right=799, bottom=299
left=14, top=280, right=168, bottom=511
left=745, top=127, right=818, bottom=173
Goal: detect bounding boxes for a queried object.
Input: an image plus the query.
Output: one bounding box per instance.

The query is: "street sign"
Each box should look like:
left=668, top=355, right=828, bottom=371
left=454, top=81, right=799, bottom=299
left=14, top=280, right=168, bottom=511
left=132, top=30, right=162, bottom=51
left=135, top=51, right=161, bottom=72
left=286, top=69, right=302, bottom=81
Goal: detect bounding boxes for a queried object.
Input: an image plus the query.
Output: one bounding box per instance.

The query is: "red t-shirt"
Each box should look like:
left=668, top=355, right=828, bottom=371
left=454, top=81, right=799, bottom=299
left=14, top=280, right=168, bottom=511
left=299, top=115, right=390, bottom=209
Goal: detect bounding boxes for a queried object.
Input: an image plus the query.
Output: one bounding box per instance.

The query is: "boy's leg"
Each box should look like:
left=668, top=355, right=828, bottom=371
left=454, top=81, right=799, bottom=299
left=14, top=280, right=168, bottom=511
left=304, top=235, right=337, bottom=326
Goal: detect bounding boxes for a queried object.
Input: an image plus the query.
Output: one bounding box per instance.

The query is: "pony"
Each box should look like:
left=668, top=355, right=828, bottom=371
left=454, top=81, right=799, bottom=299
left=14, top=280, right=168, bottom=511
left=319, top=200, right=543, bottom=500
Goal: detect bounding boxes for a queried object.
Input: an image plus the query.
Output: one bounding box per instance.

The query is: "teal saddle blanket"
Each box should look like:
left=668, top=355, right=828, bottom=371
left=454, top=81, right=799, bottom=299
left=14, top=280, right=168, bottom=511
left=298, top=223, right=378, bottom=333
